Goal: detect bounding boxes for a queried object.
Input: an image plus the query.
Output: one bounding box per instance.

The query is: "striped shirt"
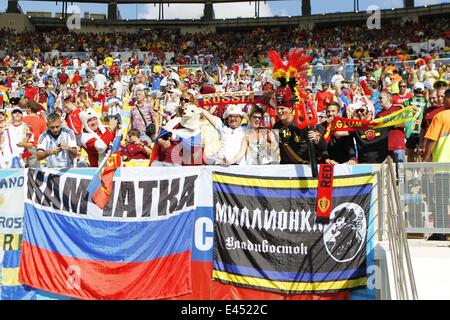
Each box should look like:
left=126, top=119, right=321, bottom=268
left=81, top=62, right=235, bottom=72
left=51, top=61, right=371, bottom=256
left=37, top=127, right=77, bottom=168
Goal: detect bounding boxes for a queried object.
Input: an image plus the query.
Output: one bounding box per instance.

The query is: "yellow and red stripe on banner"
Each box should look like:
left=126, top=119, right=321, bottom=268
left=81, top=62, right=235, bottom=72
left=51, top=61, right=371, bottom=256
left=323, top=106, right=419, bottom=142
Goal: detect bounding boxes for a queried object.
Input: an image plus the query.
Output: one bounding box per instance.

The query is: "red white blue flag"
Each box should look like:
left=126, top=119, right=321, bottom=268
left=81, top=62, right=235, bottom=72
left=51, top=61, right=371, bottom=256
left=19, top=168, right=199, bottom=300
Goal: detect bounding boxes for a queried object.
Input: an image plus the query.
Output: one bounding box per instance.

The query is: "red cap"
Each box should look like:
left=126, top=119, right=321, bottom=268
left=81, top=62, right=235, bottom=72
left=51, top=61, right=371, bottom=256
left=200, top=85, right=216, bottom=94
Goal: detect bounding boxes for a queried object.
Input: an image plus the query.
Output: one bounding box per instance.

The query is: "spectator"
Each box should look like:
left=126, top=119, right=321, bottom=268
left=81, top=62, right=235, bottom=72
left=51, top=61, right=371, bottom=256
left=36, top=112, right=77, bottom=168
left=64, top=96, right=83, bottom=140
left=227, top=107, right=279, bottom=165
left=22, top=100, right=47, bottom=167
left=129, top=89, right=158, bottom=142
left=23, top=79, right=38, bottom=101
left=376, top=92, right=406, bottom=163
left=0, top=109, right=8, bottom=152
left=121, top=128, right=152, bottom=161
left=94, top=69, right=108, bottom=91
left=423, top=89, right=450, bottom=231
left=57, top=68, right=70, bottom=87
left=104, top=87, right=123, bottom=122
left=316, top=82, right=334, bottom=112
left=423, top=89, right=450, bottom=162
left=404, top=82, right=430, bottom=161
left=393, top=81, right=413, bottom=107
left=79, top=108, right=118, bottom=167
left=0, top=106, right=33, bottom=168
left=340, top=96, right=389, bottom=164
left=322, top=103, right=356, bottom=165
left=201, top=104, right=247, bottom=165
left=273, top=88, right=324, bottom=164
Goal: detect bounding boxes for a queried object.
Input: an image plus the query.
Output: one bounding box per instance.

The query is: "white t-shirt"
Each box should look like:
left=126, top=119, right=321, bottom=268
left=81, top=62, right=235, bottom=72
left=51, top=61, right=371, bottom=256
left=37, top=127, right=77, bottom=168
left=113, top=81, right=124, bottom=98
left=1, top=123, right=33, bottom=168
left=105, top=96, right=123, bottom=116
left=216, top=124, right=246, bottom=165
left=331, top=74, right=345, bottom=87
left=94, top=73, right=107, bottom=90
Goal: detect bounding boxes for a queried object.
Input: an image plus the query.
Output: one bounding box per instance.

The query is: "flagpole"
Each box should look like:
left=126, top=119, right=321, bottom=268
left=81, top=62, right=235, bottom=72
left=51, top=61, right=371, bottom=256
left=306, top=126, right=318, bottom=178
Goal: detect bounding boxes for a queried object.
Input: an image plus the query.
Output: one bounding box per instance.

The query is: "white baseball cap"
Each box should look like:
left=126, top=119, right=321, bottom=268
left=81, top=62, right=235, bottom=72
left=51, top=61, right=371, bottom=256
left=413, top=82, right=425, bottom=92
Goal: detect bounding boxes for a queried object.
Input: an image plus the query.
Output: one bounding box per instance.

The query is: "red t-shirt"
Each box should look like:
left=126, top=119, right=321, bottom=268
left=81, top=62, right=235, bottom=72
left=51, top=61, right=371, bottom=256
left=72, top=74, right=81, bottom=85
left=421, top=106, right=444, bottom=132
left=157, top=140, right=182, bottom=164
left=66, top=108, right=83, bottom=135
left=58, top=73, right=69, bottom=85
left=122, top=141, right=150, bottom=160
left=392, top=92, right=413, bottom=107
left=83, top=128, right=115, bottom=167
left=37, top=92, right=47, bottom=104
left=24, top=86, right=38, bottom=101
left=315, top=91, right=334, bottom=112
left=377, top=106, right=405, bottom=150
left=359, top=80, right=372, bottom=96
left=23, top=115, right=47, bottom=147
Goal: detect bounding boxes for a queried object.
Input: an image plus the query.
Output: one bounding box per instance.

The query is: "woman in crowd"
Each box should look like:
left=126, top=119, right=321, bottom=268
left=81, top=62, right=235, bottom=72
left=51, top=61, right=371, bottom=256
left=226, top=107, right=279, bottom=165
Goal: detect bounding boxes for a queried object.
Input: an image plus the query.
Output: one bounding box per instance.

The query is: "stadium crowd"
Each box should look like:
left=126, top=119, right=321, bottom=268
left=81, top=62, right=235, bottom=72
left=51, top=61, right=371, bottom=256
left=0, top=20, right=449, bottom=169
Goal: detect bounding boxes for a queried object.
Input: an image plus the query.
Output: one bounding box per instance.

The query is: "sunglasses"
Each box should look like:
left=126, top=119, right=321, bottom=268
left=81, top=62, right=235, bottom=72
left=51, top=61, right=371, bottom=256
left=355, top=109, right=367, bottom=114
left=399, top=85, right=407, bottom=88
left=181, top=98, right=190, bottom=103
left=252, top=115, right=262, bottom=120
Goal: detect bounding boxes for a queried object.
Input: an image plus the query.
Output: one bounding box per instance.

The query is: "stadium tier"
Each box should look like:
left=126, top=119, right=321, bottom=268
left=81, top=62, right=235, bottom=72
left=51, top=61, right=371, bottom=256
left=0, top=0, right=449, bottom=302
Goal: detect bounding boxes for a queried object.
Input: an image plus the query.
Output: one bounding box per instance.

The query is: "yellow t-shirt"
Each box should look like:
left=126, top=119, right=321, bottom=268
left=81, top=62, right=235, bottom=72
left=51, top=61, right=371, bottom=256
left=26, top=60, right=34, bottom=69
left=104, top=56, right=113, bottom=67
left=153, top=65, right=163, bottom=74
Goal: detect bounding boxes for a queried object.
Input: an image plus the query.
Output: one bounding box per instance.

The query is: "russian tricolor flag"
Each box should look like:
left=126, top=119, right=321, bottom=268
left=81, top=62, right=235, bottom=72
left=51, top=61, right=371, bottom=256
left=18, top=203, right=194, bottom=300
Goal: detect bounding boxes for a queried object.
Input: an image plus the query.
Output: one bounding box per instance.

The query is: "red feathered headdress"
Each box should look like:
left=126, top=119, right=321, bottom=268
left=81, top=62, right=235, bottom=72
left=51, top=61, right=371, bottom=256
left=268, top=48, right=317, bottom=128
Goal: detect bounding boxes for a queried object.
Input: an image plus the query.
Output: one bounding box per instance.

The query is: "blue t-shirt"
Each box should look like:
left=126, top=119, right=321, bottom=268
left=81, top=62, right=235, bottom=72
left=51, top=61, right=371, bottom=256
left=371, top=91, right=381, bottom=116
left=47, top=94, right=55, bottom=111
left=345, top=58, right=354, bottom=73
left=151, top=76, right=162, bottom=91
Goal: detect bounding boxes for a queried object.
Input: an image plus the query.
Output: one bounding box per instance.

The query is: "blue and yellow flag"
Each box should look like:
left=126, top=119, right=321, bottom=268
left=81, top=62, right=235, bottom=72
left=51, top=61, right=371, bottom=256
left=212, top=171, right=374, bottom=294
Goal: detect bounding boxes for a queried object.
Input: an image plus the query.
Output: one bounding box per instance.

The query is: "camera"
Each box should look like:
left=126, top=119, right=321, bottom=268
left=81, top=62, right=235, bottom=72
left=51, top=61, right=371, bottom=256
left=104, top=114, right=122, bottom=125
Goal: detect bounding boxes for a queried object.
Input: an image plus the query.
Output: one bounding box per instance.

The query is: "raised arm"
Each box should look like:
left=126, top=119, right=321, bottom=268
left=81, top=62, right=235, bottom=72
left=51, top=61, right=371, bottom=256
left=200, top=108, right=223, bottom=130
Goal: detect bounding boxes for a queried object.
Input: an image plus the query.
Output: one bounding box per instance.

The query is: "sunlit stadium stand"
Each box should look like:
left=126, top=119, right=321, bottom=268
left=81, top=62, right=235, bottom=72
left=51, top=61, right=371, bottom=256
left=1, top=1, right=449, bottom=33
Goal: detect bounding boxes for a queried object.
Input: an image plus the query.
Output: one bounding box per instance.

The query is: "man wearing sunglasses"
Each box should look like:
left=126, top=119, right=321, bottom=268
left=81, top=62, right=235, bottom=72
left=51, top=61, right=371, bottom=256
left=393, top=81, right=413, bottom=107
left=353, top=105, right=389, bottom=164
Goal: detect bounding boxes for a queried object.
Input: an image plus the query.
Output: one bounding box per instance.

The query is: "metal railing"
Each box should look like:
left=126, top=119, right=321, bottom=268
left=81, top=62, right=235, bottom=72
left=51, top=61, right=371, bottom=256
left=399, top=162, right=450, bottom=235
left=381, top=157, right=418, bottom=300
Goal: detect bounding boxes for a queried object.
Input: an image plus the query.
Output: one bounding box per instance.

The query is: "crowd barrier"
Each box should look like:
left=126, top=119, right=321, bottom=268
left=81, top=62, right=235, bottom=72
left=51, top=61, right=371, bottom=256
left=0, top=164, right=380, bottom=300
left=399, top=162, right=450, bottom=235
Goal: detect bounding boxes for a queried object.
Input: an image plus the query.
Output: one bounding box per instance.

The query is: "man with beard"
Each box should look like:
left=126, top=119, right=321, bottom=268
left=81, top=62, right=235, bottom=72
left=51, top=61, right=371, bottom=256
left=321, top=103, right=356, bottom=165
left=273, top=88, right=325, bottom=164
